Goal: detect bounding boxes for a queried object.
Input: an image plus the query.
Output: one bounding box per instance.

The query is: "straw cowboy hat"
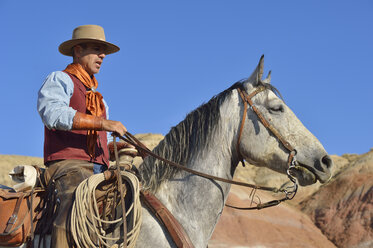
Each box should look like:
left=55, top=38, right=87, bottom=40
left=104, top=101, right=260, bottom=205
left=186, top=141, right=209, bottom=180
left=59, top=24, right=120, bottom=56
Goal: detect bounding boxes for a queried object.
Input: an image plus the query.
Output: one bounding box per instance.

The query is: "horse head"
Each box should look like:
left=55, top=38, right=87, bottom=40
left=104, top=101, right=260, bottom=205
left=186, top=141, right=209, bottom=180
left=238, top=56, right=333, bottom=186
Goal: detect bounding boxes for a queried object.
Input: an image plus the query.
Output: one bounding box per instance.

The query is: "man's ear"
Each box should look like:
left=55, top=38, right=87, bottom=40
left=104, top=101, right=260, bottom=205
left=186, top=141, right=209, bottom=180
left=72, top=45, right=83, bottom=59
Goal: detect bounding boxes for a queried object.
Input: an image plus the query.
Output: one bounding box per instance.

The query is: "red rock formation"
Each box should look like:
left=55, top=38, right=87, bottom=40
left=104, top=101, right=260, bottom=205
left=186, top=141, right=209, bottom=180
left=209, top=185, right=336, bottom=248
left=300, top=151, right=373, bottom=248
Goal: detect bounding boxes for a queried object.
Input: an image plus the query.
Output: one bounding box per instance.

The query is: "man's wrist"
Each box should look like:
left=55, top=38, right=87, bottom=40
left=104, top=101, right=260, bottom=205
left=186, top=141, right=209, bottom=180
left=72, top=112, right=104, bottom=130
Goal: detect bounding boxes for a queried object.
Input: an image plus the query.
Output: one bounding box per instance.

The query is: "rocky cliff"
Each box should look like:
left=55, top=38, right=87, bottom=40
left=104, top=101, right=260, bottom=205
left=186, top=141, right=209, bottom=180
left=299, top=151, right=373, bottom=248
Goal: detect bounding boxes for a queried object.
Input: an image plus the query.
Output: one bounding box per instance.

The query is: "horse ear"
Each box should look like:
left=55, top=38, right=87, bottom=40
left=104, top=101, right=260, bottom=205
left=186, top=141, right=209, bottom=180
left=246, top=55, right=264, bottom=86
left=262, top=70, right=271, bottom=84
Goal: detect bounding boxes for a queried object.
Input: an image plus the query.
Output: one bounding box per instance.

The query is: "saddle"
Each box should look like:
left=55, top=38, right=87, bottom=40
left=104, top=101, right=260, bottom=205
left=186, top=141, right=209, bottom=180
left=0, top=141, right=194, bottom=247
left=0, top=186, right=45, bottom=247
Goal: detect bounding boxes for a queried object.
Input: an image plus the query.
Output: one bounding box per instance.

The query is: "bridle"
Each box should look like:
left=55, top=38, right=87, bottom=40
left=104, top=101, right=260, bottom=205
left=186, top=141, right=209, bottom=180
left=236, top=85, right=298, bottom=185
left=115, top=84, right=299, bottom=210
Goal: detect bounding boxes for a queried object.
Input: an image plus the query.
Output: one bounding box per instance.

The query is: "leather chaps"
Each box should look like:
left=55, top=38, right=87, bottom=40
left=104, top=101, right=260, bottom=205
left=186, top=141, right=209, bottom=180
left=43, top=160, right=94, bottom=248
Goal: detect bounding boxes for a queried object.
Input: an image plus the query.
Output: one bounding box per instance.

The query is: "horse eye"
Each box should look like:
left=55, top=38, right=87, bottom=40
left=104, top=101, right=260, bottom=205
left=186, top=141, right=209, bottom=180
left=269, top=105, right=284, bottom=113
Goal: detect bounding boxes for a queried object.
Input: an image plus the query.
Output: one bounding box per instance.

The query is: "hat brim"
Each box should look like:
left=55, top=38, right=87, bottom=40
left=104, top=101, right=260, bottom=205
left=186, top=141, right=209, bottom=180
left=58, top=38, right=120, bottom=56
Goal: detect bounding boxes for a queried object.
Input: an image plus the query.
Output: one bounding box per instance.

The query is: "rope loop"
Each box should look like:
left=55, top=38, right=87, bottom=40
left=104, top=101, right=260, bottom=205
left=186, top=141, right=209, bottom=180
left=70, top=171, right=142, bottom=248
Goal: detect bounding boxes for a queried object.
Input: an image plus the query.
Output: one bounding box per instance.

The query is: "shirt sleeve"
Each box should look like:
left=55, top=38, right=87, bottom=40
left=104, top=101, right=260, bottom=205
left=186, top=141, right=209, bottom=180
left=103, top=98, right=113, bottom=144
left=37, top=71, right=77, bottom=130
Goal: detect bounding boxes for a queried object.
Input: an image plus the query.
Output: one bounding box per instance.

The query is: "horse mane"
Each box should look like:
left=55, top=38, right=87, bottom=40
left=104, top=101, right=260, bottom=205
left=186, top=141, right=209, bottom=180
left=139, top=79, right=281, bottom=192
left=139, top=81, right=244, bottom=192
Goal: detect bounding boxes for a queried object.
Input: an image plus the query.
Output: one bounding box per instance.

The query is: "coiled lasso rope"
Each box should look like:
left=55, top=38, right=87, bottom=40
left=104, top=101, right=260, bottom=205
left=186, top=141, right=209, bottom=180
left=70, top=170, right=142, bottom=248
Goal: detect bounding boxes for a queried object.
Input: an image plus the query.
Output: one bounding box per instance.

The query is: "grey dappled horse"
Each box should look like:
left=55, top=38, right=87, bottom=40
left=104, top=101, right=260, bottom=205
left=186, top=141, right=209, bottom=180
left=10, top=56, right=332, bottom=248
left=135, top=56, right=333, bottom=247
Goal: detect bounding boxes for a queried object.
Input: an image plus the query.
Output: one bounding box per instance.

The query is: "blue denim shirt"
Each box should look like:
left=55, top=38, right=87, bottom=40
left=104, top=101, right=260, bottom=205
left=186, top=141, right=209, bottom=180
left=37, top=71, right=112, bottom=142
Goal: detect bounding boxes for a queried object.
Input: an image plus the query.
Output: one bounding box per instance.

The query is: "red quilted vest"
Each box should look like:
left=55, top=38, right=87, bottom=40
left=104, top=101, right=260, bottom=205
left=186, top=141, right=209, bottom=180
left=43, top=72, right=109, bottom=166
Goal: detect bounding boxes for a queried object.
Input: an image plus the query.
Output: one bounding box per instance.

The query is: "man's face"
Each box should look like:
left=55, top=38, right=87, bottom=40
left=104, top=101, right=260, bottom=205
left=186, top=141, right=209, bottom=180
left=75, top=43, right=106, bottom=76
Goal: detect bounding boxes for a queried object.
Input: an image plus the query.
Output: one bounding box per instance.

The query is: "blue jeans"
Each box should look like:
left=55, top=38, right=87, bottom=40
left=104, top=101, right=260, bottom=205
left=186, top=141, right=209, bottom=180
left=93, top=163, right=107, bottom=174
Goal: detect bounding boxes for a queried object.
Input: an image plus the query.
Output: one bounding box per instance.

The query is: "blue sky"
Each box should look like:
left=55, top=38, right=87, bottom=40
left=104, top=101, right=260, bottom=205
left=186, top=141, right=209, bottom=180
left=1, top=0, right=372, bottom=157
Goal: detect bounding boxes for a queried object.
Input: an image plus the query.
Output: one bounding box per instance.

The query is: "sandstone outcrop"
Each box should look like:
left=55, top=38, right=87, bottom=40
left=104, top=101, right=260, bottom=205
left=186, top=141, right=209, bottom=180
left=299, top=150, right=373, bottom=248
left=209, top=185, right=336, bottom=248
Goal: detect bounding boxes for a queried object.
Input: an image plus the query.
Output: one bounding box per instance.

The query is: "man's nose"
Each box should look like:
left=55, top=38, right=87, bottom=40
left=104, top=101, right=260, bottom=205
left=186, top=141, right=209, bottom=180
left=99, top=53, right=106, bottom=59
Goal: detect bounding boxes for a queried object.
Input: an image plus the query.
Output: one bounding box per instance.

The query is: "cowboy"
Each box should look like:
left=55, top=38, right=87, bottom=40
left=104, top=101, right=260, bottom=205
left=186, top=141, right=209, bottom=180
left=37, top=24, right=128, bottom=247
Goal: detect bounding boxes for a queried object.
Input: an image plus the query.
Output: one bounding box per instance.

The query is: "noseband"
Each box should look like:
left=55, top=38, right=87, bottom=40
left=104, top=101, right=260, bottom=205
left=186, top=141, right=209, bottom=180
left=236, top=86, right=298, bottom=194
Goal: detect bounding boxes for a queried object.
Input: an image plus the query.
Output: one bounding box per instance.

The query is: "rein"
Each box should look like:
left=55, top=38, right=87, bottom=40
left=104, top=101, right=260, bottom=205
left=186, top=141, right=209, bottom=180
left=118, top=133, right=281, bottom=193
left=115, top=85, right=298, bottom=210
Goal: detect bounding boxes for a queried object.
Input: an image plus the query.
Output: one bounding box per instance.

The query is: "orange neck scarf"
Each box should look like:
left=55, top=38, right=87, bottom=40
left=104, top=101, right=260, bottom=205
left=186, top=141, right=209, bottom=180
left=64, top=63, right=106, bottom=158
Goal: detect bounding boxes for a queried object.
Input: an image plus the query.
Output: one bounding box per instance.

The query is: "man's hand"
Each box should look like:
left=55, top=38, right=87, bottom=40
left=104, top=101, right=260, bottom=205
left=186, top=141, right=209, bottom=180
left=102, top=119, right=127, bottom=136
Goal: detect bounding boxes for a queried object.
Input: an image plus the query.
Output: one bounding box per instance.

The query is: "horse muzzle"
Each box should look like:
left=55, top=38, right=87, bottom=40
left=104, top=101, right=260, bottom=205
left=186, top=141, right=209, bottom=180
left=289, top=154, right=333, bottom=186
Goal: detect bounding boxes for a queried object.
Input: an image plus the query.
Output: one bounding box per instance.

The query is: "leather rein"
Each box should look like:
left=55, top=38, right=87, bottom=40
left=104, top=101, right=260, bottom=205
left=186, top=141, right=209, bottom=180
left=116, top=85, right=298, bottom=210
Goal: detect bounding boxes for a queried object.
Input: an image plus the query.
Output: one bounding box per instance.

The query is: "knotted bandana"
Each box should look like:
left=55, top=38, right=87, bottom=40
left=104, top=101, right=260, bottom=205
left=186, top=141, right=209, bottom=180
left=64, top=63, right=106, bottom=158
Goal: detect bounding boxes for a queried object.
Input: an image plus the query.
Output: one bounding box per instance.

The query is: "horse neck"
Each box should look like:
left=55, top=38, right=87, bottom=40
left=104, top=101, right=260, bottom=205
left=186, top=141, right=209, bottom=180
left=150, top=91, right=242, bottom=246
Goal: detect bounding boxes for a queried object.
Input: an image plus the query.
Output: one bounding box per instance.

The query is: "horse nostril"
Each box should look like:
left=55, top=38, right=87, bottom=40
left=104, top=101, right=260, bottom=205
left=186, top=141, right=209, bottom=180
left=321, top=155, right=333, bottom=169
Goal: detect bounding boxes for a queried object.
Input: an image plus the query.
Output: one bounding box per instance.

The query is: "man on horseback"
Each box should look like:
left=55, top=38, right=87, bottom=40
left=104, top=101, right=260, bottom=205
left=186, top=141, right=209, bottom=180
left=37, top=24, right=128, bottom=247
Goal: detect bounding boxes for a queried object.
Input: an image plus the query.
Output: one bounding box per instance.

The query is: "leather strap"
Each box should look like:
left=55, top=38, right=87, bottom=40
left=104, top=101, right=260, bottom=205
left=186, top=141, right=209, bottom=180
left=141, top=191, right=194, bottom=248
left=3, top=194, right=24, bottom=233
left=108, top=141, right=138, bottom=159
left=113, top=136, right=128, bottom=247
left=117, top=134, right=280, bottom=193
left=236, top=88, right=248, bottom=167
left=237, top=87, right=295, bottom=153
